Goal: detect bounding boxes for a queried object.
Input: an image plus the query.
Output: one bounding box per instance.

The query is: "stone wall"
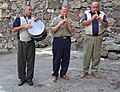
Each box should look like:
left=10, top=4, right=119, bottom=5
left=0, top=0, right=120, bottom=60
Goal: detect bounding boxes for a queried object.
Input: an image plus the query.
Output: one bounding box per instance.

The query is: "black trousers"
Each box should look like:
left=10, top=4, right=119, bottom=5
left=52, top=37, right=71, bottom=77
left=17, top=40, right=35, bottom=80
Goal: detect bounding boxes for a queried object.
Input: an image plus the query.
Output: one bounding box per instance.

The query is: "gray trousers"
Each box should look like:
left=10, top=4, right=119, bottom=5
left=17, top=40, right=35, bottom=80
left=83, top=35, right=103, bottom=72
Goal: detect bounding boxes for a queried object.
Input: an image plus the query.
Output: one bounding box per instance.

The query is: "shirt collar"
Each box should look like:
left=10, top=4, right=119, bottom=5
left=23, top=15, right=31, bottom=19
left=59, top=15, right=67, bottom=19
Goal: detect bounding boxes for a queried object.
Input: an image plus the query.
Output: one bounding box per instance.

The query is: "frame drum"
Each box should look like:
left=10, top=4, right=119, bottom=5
left=28, top=20, right=47, bottom=41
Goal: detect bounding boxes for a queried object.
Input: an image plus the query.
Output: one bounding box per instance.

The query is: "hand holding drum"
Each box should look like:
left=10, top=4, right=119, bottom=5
left=28, top=20, right=47, bottom=41
left=24, top=24, right=32, bottom=29
left=34, top=16, right=39, bottom=22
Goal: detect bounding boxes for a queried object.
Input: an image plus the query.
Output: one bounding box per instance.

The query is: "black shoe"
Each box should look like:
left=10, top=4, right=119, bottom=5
left=27, top=79, right=33, bottom=86
left=18, top=80, right=26, bottom=86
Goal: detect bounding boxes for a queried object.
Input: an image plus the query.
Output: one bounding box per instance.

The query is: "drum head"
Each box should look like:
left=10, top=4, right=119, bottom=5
left=28, top=20, right=45, bottom=36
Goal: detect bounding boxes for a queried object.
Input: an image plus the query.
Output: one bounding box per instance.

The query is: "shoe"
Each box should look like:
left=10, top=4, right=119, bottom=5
left=61, top=75, right=70, bottom=80
left=91, top=72, right=100, bottom=79
left=80, top=72, right=89, bottom=79
left=52, top=76, right=58, bottom=82
left=18, top=80, right=26, bottom=86
left=27, top=79, right=33, bottom=86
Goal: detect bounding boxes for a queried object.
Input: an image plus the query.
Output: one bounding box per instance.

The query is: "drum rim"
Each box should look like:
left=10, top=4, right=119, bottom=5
left=28, top=20, right=45, bottom=36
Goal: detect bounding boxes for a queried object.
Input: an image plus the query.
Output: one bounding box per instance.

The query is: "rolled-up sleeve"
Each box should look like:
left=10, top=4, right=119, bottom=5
left=50, top=17, right=57, bottom=28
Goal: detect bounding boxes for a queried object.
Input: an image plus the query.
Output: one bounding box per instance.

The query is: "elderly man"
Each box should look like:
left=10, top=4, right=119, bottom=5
left=12, top=6, right=38, bottom=86
left=80, top=1, right=108, bottom=79
left=50, top=5, right=74, bottom=81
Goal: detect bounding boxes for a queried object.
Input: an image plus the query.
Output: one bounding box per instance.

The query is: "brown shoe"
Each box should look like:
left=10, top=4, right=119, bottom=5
left=80, top=72, right=89, bottom=79
left=91, top=72, right=100, bottom=79
left=61, top=75, right=70, bottom=80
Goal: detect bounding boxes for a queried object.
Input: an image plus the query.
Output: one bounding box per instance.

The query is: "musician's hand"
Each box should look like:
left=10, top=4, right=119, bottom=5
left=34, top=17, right=39, bottom=22
left=58, top=20, right=65, bottom=25
left=64, top=18, right=70, bottom=25
left=92, top=11, right=98, bottom=20
left=24, top=24, right=32, bottom=29
left=92, top=14, right=98, bottom=20
left=97, top=16, right=102, bottom=21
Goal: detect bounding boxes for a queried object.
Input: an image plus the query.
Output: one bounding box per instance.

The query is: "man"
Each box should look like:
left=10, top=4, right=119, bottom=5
left=80, top=1, right=108, bottom=79
left=50, top=5, right=74, bottom=81
left=12, top=6, right=37, bottom=86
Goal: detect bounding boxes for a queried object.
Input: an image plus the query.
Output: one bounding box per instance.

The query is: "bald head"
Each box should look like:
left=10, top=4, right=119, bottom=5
left=23, top=6, right=32, bottom=17
left=91, top=1, right=99, bottom=13
left=91, top=1, right=99, bottom=6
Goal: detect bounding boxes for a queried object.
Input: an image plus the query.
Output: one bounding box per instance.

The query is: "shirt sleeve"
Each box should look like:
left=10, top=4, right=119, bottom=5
left=69, top=18, right=74, bottom=30
left=13, top=17, right=20, bottom=28
left=79, top=14, right=87, bottom=24
left=50, top=17, right=57, bottom=28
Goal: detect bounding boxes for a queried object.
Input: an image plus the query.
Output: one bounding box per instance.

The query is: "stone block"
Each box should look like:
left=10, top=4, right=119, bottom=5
left=104, top=44, right=120, bottom=51
left=71, top=42, right=77, bottom=51
left=0, top=49, right=10, bottom=54
left=11, top=3, right=17, bottom=10
left=114, top=34, right=120, bottom=44
left=48, top=0, right=60, bottom=9
left=0, top=0, right=5, bottom=3
left=108, top=52, right=119, bottom=60
left=9, top=0, right=16, bottom=1
left=101, top=49, right=108, bottom=58
left=1, top=3, right=8, bottom=9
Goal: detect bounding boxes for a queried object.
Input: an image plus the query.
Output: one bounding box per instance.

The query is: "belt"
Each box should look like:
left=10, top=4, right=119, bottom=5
left=54, top=36, right=70, bottom=39
left=86, top=34, right=101, bottom=36
left=19, top=40, right=33, bottom=44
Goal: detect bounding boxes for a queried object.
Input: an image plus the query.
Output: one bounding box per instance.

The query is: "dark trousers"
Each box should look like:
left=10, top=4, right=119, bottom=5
left=17, top=40, right=35, bottom=80
left=52, top=37, right=71, bottom=77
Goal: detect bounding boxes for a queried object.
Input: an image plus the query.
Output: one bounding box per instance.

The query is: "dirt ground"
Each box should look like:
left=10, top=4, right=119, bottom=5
left=0, top=47, right=120, bottom=92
